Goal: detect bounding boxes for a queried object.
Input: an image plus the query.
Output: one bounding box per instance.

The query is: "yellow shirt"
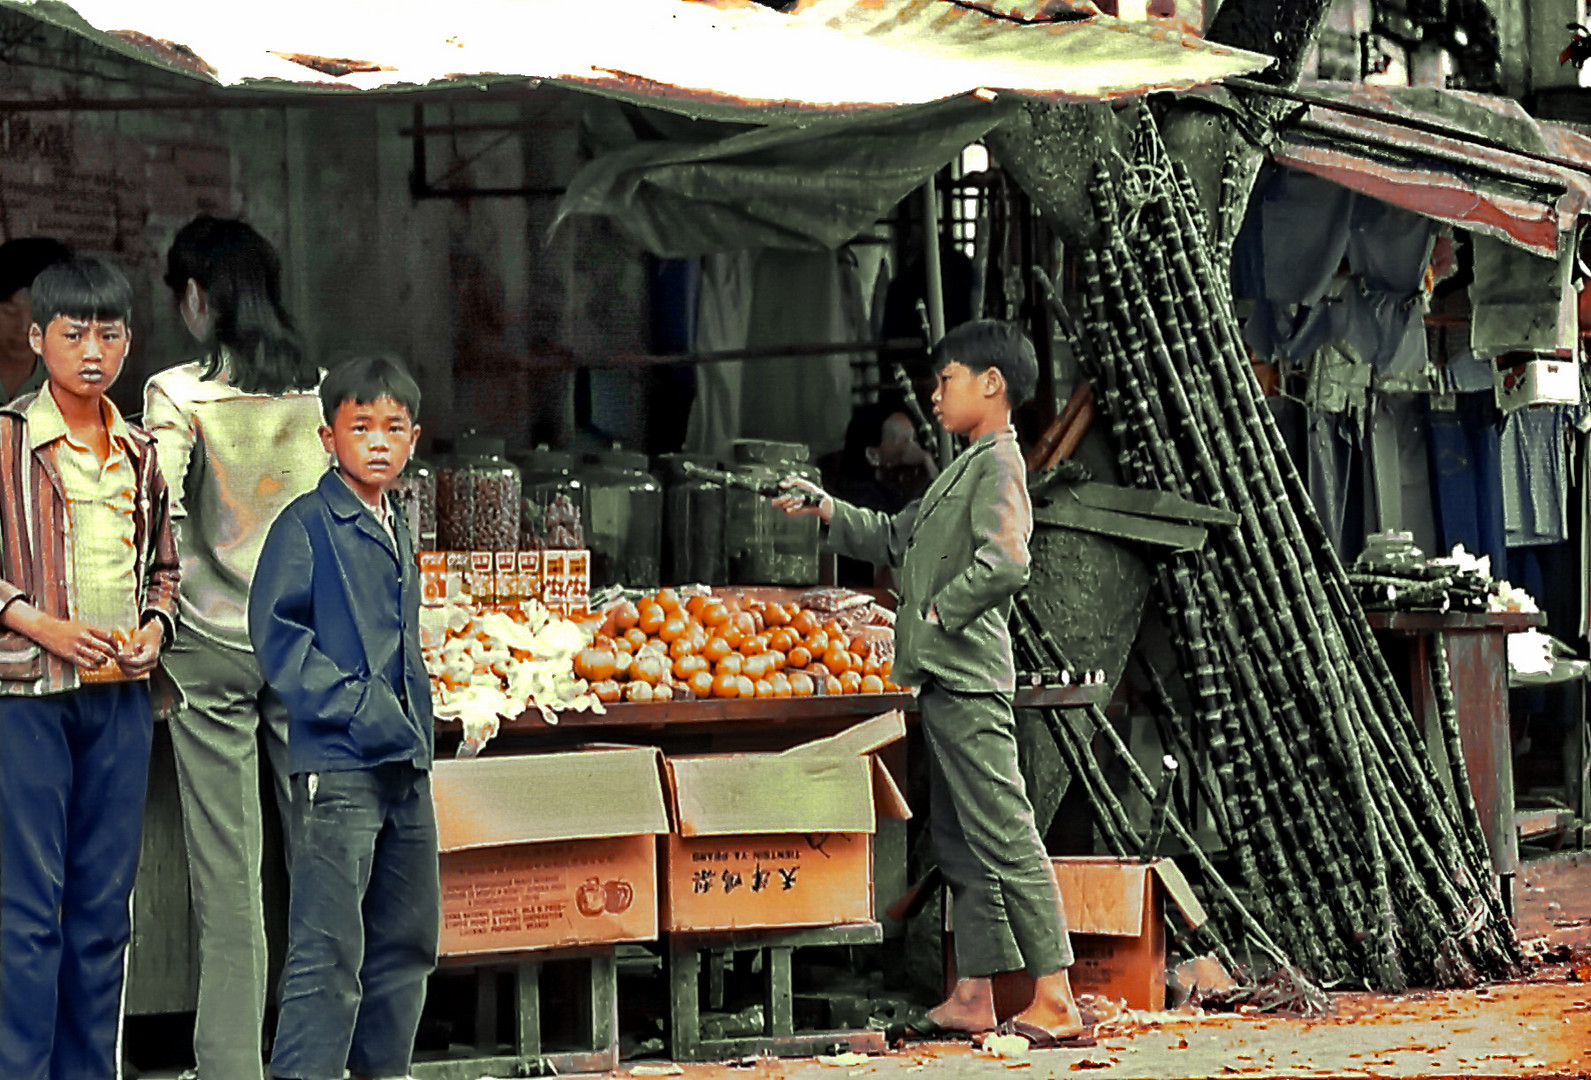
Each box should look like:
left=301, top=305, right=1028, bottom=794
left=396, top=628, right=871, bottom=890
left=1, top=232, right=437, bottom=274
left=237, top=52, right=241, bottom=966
left=27, top=388, right=140, bottom=644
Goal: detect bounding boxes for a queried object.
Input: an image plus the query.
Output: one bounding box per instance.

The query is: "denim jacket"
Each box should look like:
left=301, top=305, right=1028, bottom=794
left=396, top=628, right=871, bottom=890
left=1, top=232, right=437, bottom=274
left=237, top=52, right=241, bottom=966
left=248, top=470, right=433, bottom=774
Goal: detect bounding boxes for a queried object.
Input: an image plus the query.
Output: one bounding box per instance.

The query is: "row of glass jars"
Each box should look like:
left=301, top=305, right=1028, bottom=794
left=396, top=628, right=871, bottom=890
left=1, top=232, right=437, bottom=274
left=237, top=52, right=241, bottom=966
left=390, top=436, right=820, bottom=590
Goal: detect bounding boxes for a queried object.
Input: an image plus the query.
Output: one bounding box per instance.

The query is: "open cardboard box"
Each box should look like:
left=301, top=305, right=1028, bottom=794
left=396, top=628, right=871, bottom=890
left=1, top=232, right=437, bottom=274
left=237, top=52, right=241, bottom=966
left=660, top=711, right=910, bottom=933
left=949, top=856, right=1207, bottom=1014
left=432, top=745, right=669, bottom=956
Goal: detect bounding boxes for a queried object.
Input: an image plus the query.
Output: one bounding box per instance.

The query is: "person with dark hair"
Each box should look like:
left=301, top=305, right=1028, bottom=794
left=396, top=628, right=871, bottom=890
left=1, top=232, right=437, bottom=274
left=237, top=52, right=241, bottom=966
left=142, top=216, right=327, bottom=1080
left=0, top=237, right=73, bottom=400
left=775, top=319, right=1087, bottom=1049
left=249, top=355, right=438, bottom=1080
left=0, top=257, right=180, bottom=1079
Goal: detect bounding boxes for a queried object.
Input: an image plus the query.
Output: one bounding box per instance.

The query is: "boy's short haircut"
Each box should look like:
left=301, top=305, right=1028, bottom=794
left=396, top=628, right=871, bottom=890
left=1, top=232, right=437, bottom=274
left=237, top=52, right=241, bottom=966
left=933, top=319, right=1039, bottom=409
left=30, top=257, right=133, bottom=331
left=319, top=355, right=421, bottom=424
left=0, top=238, right=73, bottom=304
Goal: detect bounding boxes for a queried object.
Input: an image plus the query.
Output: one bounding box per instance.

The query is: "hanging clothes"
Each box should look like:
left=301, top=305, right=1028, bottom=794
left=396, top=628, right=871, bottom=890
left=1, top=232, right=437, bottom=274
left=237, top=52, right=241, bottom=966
left=684, top=250, right=756, bottom=459
left=1500, top=406, right=1577, bottom=548
left=1425, top=392, right=1507, bottom=572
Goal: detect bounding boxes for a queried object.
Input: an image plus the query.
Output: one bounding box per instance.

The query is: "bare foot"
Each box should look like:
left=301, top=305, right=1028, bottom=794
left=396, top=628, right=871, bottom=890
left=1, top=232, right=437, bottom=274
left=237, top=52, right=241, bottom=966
left=923, top=975, right=997, bottom=1034
left=1010, top=968, right=1086, bottom=1037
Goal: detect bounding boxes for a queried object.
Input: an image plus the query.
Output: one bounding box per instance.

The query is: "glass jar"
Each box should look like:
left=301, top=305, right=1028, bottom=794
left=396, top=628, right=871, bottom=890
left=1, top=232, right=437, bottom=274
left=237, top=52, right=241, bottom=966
left=725, top=439, right=820, bottom=586
left=575, top=447, right=662, bottom=588
left=390, top=454, right=437, bottom=551
left=655, top=452, right=726, bottom=586
left=511, top=446, right=587, bottom=551
left=437, top=432, right=521, bottom=550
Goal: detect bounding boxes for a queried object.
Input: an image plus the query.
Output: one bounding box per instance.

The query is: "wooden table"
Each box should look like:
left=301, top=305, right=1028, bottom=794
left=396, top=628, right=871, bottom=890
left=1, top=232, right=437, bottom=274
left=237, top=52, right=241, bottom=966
left=1365, top=609, right=1545, bottom=917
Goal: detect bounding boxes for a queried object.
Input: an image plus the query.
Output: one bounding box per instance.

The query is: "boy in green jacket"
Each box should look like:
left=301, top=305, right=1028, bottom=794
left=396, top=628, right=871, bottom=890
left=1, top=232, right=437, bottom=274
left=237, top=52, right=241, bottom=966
left=775, top=319, right=1083, bottom=1046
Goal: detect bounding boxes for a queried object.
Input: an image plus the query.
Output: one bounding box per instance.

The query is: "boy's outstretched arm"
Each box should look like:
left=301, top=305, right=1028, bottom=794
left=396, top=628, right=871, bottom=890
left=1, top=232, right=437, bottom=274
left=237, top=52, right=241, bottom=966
left=929, top=451, right=1030, bottom=633
left=248, top=516, right=407, bottom=732
left=774, top=477, right=916, bottom=570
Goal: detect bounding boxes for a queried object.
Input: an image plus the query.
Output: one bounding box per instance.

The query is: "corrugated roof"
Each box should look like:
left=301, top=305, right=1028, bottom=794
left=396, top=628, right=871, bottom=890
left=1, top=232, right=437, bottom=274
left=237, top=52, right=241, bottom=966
left=1271, top=83, right=1591, bottom=257
left=3, top=0, right=1272, bottom=116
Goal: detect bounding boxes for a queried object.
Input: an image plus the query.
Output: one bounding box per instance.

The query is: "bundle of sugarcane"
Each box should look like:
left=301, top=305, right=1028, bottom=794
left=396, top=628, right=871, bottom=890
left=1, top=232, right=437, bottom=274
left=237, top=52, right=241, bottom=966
left=1024, top=111, right=1521, bottom=991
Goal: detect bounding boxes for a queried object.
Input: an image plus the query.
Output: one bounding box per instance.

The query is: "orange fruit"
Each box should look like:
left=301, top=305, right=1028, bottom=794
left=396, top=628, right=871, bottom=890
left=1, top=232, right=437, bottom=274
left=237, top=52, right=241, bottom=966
left=630, top=654, right=667, bottom=686
left=788, top=671, right=815, bottom=697
left=722, top=624, right=746, bottom=649
left=786, top=645, right=812, bottom=670
left=743, top=654, right=773, bottom=682
left=592, top=680, right=621, bottom=704
left=624, top=681, right=654, bottom=703
left=702, top=637, right=732, bottom=664
left=764, top=603, right=789, bottom=628
left=739, top=634, right=769, bottom=658
left=652, top=682, right=675, bottom=702
left=611, top=601, right=640, bottom=633
left=624, top=628, right=648, bottom=652
left=860, top=674, right=885, bottom=694
left=769, top=672, right=792, bottom=698
left=702, top=602, right=731, bottom=629
left=637, top=602, right=666, bottom=636
left=767, top=627, right=795, bottom=654
left=712, top=673, right=740, bottom=699
left=734, top=675, right=756, bottom=699
left=684, top=594, right=708, bottom=617
left=688, top=670, right=714, bottom=698
left=655, top=588, right=681, bottom=613
left=668, top=635, right=697, bottom=660
left=806, top=630, right=830, bottom=655
left=673, top=654, right=708, bottom=681
left=715, top=653, right=745, bottom=678
left=765, top=650, right=787, bottom=672
left=659, top=617, right=687, bottom=645
left=573, top=648, right=618, bottom=684
left=730, top=611, right=757, bottom=640
left=823, top=645, right=850, bottom=675
left=839, top=670, right=863, bottom=694
left=790, top=609, right=817, bottom=636
left=754, top=679, right=774, bottom=699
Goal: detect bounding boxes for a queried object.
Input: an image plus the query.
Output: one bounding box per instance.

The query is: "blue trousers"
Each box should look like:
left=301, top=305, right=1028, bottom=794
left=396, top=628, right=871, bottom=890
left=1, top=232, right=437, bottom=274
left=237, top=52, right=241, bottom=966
left=0, top=682, right=152, bottom=1080
left=270, top=763, right=440, bottom=1080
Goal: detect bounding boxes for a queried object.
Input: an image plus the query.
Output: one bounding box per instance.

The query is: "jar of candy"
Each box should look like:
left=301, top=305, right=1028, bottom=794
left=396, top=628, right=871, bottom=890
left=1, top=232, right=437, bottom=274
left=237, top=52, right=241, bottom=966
left=437, top=432, right=521, bottom=550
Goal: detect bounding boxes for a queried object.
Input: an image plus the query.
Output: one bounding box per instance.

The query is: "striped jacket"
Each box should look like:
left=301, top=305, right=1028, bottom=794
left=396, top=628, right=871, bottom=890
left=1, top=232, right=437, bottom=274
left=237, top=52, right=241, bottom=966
left=0, top=391, right=180, bottom=695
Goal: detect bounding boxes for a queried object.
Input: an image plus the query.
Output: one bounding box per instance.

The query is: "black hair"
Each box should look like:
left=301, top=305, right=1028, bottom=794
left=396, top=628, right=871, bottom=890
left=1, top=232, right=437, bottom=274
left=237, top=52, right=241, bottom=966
left=319, top=356, right=421, bottom=425
left=840, top=389, right=911, bottom=475
left=932, top=319, right=1039, bottom=409
left=0, top=238, right=73, bottom=303
left=164, top=215, right=316, bottom=396
left=30, top=257, right=133, bottom=330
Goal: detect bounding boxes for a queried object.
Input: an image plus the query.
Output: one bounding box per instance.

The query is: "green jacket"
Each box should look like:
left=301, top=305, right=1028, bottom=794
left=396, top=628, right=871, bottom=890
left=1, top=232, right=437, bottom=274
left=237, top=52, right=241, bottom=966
left=825, top=427, right=1031, bottom=693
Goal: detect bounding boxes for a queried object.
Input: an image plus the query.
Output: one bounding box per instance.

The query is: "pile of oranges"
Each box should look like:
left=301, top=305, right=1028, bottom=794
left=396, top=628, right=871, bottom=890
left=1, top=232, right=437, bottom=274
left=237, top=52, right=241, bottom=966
left=572, top=588, right=901, bottom=704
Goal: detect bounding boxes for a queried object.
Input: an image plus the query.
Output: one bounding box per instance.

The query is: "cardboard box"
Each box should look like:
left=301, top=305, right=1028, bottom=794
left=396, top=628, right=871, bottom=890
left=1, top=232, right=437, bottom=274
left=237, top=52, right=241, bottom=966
left=542, top=550, right=568, bottom=615
left=493, top=551, right=521, bottom=602
left=947, top=856, right=1207, bottom=1013
left=1494, top=355, right=1582, bottom=414
left=517, top=549, right=543, bottom=605
left=660, top=711, right=910, bottom=933
left=565, top=549, right=591, bottom=616
left=433, top=746, right=670, bottom=956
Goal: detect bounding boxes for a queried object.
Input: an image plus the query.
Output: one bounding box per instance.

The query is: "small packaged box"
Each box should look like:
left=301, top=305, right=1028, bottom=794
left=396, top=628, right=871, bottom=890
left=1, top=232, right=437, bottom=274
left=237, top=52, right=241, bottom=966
left=418, top=552, right=449, bottom=608
left=493, top=552, right=521, bottom=602
left=565, top=550, right=591, bottom=617
left=466, top=551, right=496, bottom=605
left=517, top=550, right=543, bottom=605
left=444, top=553, right=469, bottom=605
left=542, top=550, right=568, bottom=616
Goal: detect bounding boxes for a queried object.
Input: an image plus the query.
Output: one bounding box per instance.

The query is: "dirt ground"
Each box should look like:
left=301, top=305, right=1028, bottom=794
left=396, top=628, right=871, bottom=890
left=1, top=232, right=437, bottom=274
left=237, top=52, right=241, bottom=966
left=133, top=851, right=1591, bottom=1080
left=604, top=851, right=1591, bottom=1080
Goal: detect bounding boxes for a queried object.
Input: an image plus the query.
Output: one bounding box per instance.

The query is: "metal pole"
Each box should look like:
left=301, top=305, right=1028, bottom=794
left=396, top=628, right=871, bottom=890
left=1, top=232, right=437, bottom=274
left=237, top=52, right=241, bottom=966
left=922, top=179, right=952, bottom=468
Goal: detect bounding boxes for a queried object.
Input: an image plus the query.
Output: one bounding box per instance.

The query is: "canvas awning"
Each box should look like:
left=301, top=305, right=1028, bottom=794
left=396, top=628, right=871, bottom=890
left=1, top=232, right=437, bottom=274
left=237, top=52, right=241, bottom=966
left=1270, top=83, right=1591, bottom=257
left=3, top=0, right=1271, bottom=119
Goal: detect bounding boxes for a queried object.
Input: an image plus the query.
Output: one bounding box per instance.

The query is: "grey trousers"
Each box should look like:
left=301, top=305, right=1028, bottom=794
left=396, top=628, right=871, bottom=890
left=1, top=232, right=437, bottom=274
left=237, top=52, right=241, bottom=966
left=920, top=682, right=1073, bottom=979
left=161, top=627, right=293, bottom=1080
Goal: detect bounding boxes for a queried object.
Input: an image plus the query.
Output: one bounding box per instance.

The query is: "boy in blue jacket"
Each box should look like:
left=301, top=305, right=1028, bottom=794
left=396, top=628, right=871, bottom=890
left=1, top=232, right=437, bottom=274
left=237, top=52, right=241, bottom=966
left=248, top=356, right=438, bottom=1080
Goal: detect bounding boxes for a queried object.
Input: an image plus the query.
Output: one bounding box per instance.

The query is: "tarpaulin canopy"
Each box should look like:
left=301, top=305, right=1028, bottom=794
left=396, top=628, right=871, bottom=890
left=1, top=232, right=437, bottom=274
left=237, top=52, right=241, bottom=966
left=1271, top=83, right=1591, bottom=257
left=2, top=0, right=1271, bottom=120
left=555, top=94, right=1022, bottom=256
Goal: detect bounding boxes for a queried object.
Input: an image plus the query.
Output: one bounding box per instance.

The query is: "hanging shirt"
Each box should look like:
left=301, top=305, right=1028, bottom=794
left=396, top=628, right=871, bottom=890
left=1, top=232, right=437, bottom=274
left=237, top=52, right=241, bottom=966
left=27, top=388, right=140, bottom=643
